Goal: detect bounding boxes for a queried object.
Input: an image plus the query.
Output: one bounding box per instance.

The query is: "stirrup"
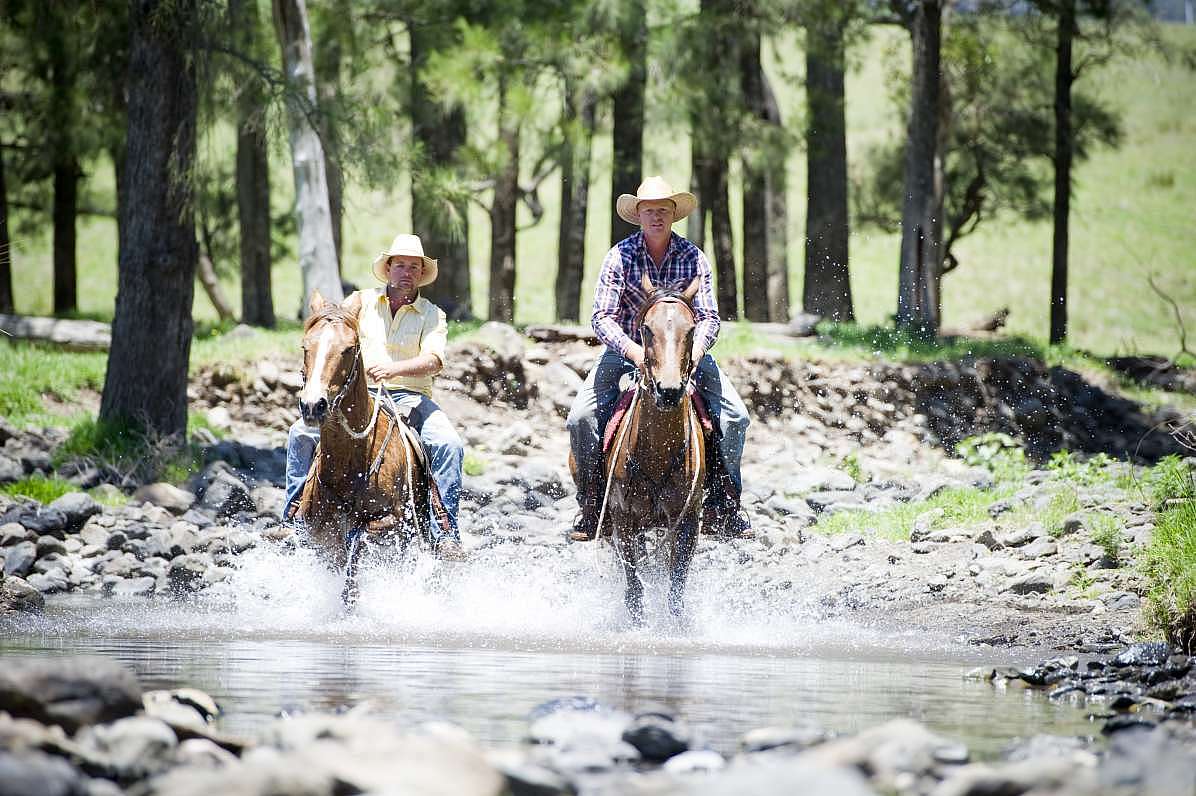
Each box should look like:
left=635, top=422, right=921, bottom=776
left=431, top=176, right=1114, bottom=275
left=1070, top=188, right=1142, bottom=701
left=569, top=511, right=599, bottom=542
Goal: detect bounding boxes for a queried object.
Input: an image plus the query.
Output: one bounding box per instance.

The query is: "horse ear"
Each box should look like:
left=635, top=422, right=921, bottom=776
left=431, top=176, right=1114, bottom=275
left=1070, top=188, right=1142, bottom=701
left=681, top=277, right=700, bottom=302
left=308, top=289, right=327, bottom=316
left=641, top=271, right=655, bottom=295
left=342, top=291, right=362, bottom=317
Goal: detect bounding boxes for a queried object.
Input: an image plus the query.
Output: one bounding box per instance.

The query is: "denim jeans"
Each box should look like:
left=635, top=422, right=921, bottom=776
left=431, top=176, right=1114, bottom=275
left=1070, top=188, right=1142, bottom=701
left=565, top=347, right=750, bottom=502
left=284, top=389, right=464, bottom=541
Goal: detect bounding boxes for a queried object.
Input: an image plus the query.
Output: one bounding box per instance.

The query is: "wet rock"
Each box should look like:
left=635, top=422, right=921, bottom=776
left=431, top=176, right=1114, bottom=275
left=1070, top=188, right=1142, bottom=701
left=132, top=484, right=196, bottom=515
left=621, top=711, right=691, bottom=762
left=0, top=455, right=23, bottom=484
left=36, top=535, right=68, bottom=557
left=0, top=749, right=89, bottom=796
left=2, top=540, right=36, bottom=576
left=536, top=362, right=583, bottom=418
left=48, top=493, right=101, bottom=533
left=1005, top=571, right=1055, bottom=595
left=76, top=716, right=178, bottom=782
left=0, top=576, right=44, bottom=612
left=174, top=738, right=239, bottom=769
left=2, top=504, right=68, bottom=538
left=741, top=724, right=830, bottom=754
left=0, top=522, right=32, bottom=546
left=110, top=577, right=156, bottom=597
left=197, top=472, right=254, bottom=518
left=0, top=656, right=142, bottom=732
left=662, top=749, right=726, bottom=774
left=1113, top=642, right=1172, bottom=668
left=800, top=718, right=960, bottom=789
left=788, top=467, right=857, bottom=494
left=26, top=569, right=70, bottom=594
left=168, top=555, right=210, bottom=594
left=680, top=757, right=875, bottom=795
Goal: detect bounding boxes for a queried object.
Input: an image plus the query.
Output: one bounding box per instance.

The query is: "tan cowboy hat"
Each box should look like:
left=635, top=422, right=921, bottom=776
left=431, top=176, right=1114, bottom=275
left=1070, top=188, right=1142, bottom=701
left=615, top=175, right=698, bottom=226
left=371, top=233, right=439, bottom=286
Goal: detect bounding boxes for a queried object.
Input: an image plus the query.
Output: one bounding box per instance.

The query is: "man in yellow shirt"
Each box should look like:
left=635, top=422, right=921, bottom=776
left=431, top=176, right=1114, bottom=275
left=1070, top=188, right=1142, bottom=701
left=284, top=233, right=465, bottom=558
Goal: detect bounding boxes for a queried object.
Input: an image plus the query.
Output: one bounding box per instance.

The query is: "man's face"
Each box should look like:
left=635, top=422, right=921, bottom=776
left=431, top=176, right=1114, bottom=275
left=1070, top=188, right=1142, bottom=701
left=387, top=255, right=423, bottom=290
left=637, top=199, right=676, bottom=235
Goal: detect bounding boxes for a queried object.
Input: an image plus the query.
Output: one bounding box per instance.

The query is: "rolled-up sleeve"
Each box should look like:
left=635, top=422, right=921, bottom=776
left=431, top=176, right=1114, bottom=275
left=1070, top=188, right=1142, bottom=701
left=420, top=304, right=449, bottom=369
left=692, top=251, right=720, bottom=353
left=591, top=246, right=635, bottom=356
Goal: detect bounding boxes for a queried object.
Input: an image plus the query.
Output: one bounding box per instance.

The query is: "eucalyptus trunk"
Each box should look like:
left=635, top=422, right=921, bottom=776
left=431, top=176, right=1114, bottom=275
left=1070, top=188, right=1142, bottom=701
left=314, top=0, right=349, bottom=272
left=411, top=18, right=471, bottom=317
left=895, top=0, right=942, bottom=335
left=488, top=77, right=519, bottom=323
left=1049, top=0, right=1075, bottom=345
left=555, top=81, right=596, bottom=323
left=99, top=0, right=198, bottom=439
left=232, top=0, right=274, bottom=327
left=610, top=0, right=646, bottom=245
left=803, top=17, right=853, bottom=322
left=740, top=26, right=769, bottom=322
left=273, top=0, right=342, bottom=316
left=763, top=71, right=789, bottom=322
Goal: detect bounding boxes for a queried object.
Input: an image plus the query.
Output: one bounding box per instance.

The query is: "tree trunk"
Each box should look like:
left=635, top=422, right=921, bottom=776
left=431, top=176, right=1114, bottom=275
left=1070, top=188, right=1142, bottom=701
left=710, top=160, right=738, bottom=320
left=0, top=146, right=12, bottom=314
left=803, top=17, right=853, bottom=322
left=197, top=251, right=236, bottom=322
left=688, top=141, right=710, bottom=249
left=410, top=18, right=471, bottom=318
left=895, top=1, right=942, bottom=335
left=231, top=0, right=274, bottom=328
left=48, top=19, right=78, bottom=317
left=1049, top=0, right=1075, bottom=346
left=272, top=0, right=342, bottom=317
left=488, top=77, right=518, bottom=323
left=99, top=0, right=198, bottom=439
left=555, top=81, right=596, bottom=323
left=610, top=0, right=646, bottom=245
left=763, top=71, right=789, bottom=322
left=740, top=26, right=769, bottom=322
left=314, top=0, right=349, bottom=273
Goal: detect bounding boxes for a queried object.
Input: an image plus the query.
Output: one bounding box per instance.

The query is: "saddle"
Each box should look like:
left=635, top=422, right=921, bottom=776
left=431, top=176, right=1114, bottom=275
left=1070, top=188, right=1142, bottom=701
left=601, top=382, right=714, bottom=455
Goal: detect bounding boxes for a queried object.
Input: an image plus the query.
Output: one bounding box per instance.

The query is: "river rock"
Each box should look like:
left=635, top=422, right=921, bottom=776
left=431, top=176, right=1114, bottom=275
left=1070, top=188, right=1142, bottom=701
left=621, top=711, right=691, bottom=762
left=1112, top=642, right=1172, bottom=668
left=0, top=656, right=142, bottom=732
left=741, top=724, right=830, bottom=754
left=673, top=757, right=876, bottom=795
left=536, top=362, right=583, bottom=418
left=0, top=749, right=89, bottom=796
left=2, top=505, right=68, bottom=538
left=199, top=472, right=255, bottom=518
left=788, top=467, right=857, bottom=494
left=47, top=492, right=101, bottom=533
left=76, top=716, right=178, bottom=781
left=799, top=718, right=961, bottom=789
left=168, top=555, right=210, bottom=594
left=2, top=541, right=35, bottom=577
left=0, top=522, right=32, bottom=546
left=132, top=484, right=196, bottom=515
left=0, top=576, right=44, bottom=612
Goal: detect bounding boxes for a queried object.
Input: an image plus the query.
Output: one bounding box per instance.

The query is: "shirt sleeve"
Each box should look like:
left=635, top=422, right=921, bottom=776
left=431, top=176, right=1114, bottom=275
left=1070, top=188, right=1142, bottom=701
left=591, top=246, right=635, bottom=356
left=420, top=304, right=449, bottom=368
left=692, top=250, right=720, bottom=354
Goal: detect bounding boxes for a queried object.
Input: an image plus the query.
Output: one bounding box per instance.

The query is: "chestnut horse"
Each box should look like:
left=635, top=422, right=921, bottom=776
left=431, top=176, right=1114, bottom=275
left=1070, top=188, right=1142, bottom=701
left=599, top=274, right=709, bottom=623
left=295, top=290, right=450, bottom=605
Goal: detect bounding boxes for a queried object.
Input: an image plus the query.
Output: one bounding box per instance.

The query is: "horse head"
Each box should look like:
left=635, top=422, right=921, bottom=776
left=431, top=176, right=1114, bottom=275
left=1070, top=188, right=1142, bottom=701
left=637, top=273, right=700, bottom=410
left=299, top=290, right=364, bottom=426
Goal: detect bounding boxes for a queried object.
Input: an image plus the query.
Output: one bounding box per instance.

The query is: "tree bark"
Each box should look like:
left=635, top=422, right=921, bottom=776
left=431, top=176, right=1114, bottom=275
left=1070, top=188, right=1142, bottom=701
left=410, top=18, right=471, bottom=318
left=895, top=1, right=942, bottom=335
left=314, top=0, right=349, bottom=273
left=803, top=17, right=854, bottom=322
left=488, top=76, right=518, bottom=323
left=763, top=70, right=789, bottom=322
left=687, top=141, right=710, bottom=249
left=231, top=0, right=274, bottom=328
left=51, top=161, right=79, bottom=316
left=272, top=0, right=342, bottom=317
left=0, top=146, right=12, bottom=314
left=610, top=0, right=646, bottom=245
left=710, top=160, right=738, bottom=320
left=197, top=251, right=236, bottom=322
left=740, top=26, right=769, bottom=322
left=99, top=0, right=198, bottom=439
left=1049, top=0, right=1075, bottom=346
left=555, top=81, right=596, bottom=323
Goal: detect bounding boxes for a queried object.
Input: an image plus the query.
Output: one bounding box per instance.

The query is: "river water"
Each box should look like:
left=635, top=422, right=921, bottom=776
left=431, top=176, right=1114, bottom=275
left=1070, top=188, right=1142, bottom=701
left=0, top=538, right=1099, bottom=758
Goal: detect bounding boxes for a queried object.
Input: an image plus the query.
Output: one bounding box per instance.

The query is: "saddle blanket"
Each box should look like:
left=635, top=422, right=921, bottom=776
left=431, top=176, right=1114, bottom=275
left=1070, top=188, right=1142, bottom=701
left=602, top=384, right=714, bottom=454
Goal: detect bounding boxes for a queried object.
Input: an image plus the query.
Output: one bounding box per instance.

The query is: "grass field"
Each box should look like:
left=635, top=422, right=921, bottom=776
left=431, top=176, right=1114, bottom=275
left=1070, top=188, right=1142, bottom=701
left=6, top=25, right=1195, bottom=357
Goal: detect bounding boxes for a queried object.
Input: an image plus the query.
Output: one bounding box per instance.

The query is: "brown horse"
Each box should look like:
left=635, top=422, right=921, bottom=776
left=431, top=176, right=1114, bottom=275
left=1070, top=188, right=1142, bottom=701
left=599, top=273, right=709, bottom=623
left=295, top=290, right=448, bottom=605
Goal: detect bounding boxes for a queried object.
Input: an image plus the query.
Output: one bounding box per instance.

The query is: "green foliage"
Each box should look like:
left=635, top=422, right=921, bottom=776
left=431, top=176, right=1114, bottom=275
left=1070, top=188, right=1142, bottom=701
left=1069, top=563, right=1098, bottom=596
left=1141, top=500, right=1196, bottom=652
left=54, top=416, right=201, bottom=485
left=812, top=485, right=1007, bottom=540
left=1035, top=488, right=1081, bottom=538
left=837, top=452, right=863, bottom=483
left=1089, top=512, right=1127, bottom=565
left=1047, top=450, right=1115, bottom=487
left=0, top=475, right=75, bottom=504
left=463, top=450, right=487, bottom=477
left=957, top=433, right=1029, bottom=482
left=1145, top=455, right=1195, bottom=510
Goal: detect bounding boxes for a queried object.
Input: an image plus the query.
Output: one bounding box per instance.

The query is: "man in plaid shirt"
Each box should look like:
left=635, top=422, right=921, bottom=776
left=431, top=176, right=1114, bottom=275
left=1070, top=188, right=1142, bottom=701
left=566, top=176, right=751, bottom=541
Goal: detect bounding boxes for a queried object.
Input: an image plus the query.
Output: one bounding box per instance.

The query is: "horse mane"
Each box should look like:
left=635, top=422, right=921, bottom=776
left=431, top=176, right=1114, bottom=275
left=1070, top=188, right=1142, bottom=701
left=303, top=303, right=360, bottom=334
left=634, top=287, right=695, bottom=331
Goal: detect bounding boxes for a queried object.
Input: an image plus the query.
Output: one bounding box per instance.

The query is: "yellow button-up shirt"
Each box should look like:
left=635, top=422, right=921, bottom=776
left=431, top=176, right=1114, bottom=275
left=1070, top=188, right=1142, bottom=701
left=354, top=288, right=448, bottom=398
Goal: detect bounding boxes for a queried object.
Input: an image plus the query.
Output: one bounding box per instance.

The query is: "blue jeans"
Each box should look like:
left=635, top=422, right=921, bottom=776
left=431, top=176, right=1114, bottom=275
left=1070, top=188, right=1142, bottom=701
left=565, top=348, right=749, bottom=503
left=285, top=389, right=464, bottom=541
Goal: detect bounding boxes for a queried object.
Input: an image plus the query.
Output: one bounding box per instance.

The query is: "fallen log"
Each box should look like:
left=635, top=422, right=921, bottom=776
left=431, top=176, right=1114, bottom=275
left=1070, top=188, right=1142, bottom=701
left=0, top=313, right=111, bottom=351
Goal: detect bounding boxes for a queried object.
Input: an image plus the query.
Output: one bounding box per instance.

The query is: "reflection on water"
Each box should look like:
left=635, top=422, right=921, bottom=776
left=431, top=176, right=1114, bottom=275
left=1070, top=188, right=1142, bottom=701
left=0, top=538, right=1100, bottom=758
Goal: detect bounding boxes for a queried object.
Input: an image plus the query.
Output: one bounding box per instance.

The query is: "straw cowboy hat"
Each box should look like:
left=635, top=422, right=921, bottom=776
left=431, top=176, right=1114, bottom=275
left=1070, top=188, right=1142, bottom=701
left=371, top=233, right=439, bottom=286
left=615, top=175, right=698, bottom=226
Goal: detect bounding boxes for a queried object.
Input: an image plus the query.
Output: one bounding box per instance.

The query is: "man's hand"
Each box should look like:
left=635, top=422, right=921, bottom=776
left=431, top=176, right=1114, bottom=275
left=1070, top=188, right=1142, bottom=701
left=366, top=363, right=403, bottom=382
left=626, top=344, right=645, bottom=370
left=689, top=344, right=705, bottom=377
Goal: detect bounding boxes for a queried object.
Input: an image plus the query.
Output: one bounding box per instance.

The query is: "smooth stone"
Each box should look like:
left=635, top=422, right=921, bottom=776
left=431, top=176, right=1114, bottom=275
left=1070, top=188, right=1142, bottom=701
left=132, top=484, right=196, bottom=515
left=0, top=656, right=142, bottom=732
left=0, top=749, right=88, bottom=796
left=47, top=492, right=101, bottom=533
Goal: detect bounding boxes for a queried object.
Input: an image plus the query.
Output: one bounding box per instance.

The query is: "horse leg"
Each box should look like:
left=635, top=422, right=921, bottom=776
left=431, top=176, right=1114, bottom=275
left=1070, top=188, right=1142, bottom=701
left=669, top=514, right=700, bottom=618
left=617, top=528, right=644, bottom=626
left=341, top=528, right=365, bottom=608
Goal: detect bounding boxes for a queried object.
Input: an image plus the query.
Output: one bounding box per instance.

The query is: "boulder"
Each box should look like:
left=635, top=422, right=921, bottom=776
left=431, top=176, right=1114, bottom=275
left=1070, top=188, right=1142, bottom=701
left=132, top=484, right=197, bottom=515
left=47, top=492, right=102, bottom=533
left=0, top=750, right=89, bottom=796
left=0, top=455, right=22, bottom=484
left=198, top=472, right=254, bottom=518
left=0, top=576, right=44, bottom=613
left=0, top=656, right=142, bottom=732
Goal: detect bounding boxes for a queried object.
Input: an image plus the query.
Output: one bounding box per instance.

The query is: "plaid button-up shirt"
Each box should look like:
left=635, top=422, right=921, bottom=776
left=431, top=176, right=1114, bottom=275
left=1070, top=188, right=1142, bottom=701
left=591, top=231, right=720, bottom=358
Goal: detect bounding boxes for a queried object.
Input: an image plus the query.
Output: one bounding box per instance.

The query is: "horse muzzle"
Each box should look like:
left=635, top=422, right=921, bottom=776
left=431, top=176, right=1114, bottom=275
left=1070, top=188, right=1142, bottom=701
left=652, top=384, right=685, bottom=409
left=299, top=396, right=328, bottom=425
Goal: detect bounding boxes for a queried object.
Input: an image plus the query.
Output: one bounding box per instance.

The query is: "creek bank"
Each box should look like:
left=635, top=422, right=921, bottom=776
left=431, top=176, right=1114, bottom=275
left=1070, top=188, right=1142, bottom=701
left=1, top=655, right=1194, bottom=796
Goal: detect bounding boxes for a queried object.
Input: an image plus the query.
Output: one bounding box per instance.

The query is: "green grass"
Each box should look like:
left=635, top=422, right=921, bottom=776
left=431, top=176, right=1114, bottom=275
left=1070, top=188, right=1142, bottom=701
left=53, top=416, right=201, bottom=486
left=0, top=475, right=76, bottom=504
left=811, top=485, right=1008, bottom=540
left=956, top=433, right=1031, bottom=483
left=1024, top=488, right=1082, bottom=538
left=1141, top=499, right=1196, bottom=652
left=1089, top=512, right=1128, bottom=565
left=6, top=26, right=1195, bottom=358
left=0, top=342, right=107, bottom=426
left=463, top=450, right=487, bottom=477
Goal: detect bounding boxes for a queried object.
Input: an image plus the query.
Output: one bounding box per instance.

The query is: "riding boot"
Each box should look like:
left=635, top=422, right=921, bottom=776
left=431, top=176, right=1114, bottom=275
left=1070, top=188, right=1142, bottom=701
left=569, top=470, right=605, bottom=542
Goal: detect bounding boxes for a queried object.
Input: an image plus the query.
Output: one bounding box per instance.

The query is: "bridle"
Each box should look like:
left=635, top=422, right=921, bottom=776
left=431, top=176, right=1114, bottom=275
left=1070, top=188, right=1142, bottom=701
left=634, top=289, right=697, bottom=399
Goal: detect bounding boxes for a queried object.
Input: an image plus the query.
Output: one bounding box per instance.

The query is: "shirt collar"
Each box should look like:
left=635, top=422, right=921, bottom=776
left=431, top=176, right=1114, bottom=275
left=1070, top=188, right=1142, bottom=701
left=635, top=231, right=680, bottom=267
